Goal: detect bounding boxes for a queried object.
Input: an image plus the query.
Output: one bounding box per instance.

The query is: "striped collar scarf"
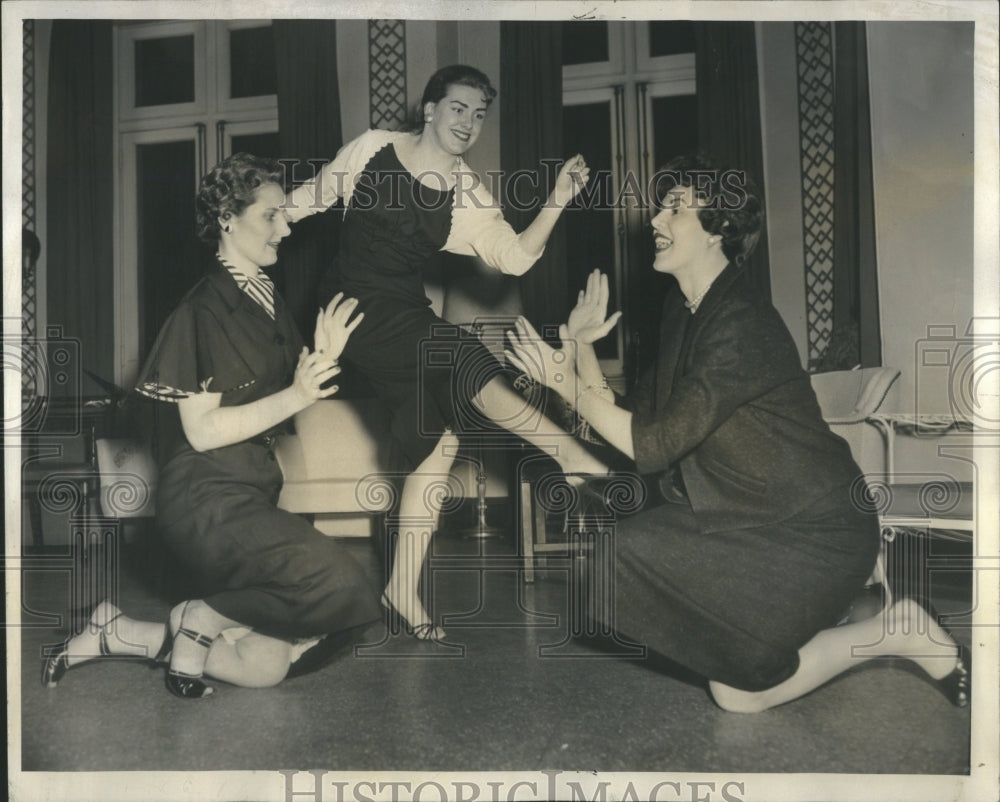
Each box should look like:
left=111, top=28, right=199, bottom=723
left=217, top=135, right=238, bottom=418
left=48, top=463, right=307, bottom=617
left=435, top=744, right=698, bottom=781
left=218, top=254, right=275, bottom=319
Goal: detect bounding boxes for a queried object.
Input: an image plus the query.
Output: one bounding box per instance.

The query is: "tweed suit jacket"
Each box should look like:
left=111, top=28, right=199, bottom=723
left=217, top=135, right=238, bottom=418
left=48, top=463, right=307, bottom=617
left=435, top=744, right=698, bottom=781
left=627, top=263, right=861, bottom=534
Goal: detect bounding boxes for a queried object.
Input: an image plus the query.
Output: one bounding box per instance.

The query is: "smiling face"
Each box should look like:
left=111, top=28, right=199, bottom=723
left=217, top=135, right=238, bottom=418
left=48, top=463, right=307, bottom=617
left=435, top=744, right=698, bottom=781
left=218, top=183, right=290, bottom=273
left=424, top=84, right=489, bottom=156
left=649, top=186, right=713, bottom=277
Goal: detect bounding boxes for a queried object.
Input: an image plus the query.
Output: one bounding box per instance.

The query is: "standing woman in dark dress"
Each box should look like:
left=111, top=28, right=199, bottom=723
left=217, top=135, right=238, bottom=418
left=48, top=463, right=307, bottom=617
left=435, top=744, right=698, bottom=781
left=285, top=65, right=606, bottom=639
left=43, top=153, right=380, bottom=698
left=506, top=155, right=970, bottom=711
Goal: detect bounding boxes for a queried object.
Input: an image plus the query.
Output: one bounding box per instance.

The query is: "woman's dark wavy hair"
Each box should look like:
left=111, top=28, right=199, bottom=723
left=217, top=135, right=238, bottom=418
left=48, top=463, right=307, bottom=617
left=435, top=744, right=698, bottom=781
left=400, top=64, right=498, bottom=132
left=651, top=153, right=764, bottom=266
left=195, top=152, right=285, bottom=244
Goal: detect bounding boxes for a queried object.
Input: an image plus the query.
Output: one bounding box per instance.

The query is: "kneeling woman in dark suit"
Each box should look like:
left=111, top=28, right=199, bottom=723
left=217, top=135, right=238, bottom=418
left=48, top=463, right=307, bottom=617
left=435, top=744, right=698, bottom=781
left=43, top=153, right=380, bottom=698
left=506, top=155, right=969, bottom=712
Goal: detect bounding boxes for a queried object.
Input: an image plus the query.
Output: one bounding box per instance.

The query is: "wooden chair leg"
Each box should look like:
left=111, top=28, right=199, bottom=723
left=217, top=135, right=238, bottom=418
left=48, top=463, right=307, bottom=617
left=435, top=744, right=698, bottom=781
left=533, top=490, right=548, bottom=575
left=520, top=479, right=535, bottom=583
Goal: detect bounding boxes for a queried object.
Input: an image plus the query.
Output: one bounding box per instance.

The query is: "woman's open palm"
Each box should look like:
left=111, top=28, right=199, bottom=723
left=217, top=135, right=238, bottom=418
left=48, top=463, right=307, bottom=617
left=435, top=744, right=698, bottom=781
left=313, top=293, right=364, bottom=361
left=566, top=269, right=622, bottom=345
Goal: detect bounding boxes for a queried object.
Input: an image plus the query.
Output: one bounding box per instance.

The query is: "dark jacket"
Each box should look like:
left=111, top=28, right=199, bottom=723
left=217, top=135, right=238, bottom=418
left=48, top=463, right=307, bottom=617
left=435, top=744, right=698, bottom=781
left=628, top=263, right=860, bottom=534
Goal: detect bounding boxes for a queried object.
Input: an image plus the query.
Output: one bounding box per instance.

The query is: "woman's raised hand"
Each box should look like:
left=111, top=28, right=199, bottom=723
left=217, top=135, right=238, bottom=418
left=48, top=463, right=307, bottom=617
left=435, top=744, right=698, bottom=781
left=565, top=269, right=623, bottom=345
left=551, top=154, right=591, bottom=208
left=505, top=317, right=577, bottom=401
left=313, top=293, right=365, bottom=361
left=292, top=348, right=342, bottom=404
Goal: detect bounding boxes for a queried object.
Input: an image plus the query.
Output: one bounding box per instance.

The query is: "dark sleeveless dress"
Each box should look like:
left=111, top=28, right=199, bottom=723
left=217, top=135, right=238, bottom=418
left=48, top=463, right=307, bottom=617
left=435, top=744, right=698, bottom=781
left=317, top=144, right=506, bottom=468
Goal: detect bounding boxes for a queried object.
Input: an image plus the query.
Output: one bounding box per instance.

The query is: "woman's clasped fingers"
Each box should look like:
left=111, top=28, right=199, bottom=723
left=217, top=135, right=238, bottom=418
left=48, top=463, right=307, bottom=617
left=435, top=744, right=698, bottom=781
left=313, top=361, right=342, bottom=391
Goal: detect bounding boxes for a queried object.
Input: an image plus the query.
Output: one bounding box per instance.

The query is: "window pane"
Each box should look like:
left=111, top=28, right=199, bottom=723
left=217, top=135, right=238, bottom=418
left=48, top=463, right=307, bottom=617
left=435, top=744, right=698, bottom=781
left=563, top=101, right=617, bottom=360
left=135, top=35, right=195, bottom=107
left=230, top=132, right=281, bottom=160
left=651, top=94, right=698, bottom=168
left=648, top=21, right=695, bottom=58
left=561, top=21, right=609, bottom=66
left=229, top=26, right=276, bottom=98
left=136, top=140, right=202, bottom=354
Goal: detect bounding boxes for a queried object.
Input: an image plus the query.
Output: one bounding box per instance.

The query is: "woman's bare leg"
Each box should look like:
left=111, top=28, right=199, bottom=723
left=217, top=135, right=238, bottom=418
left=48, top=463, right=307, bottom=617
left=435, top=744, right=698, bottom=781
left=382, top=430, right=460, bottom=639
left=473, top=376, right=607, bottom=476
left=709, top=598, right=963, bottom=713
left=203, top=633, right=293, bottom=687
left=59, top=601, right=166, bottom=665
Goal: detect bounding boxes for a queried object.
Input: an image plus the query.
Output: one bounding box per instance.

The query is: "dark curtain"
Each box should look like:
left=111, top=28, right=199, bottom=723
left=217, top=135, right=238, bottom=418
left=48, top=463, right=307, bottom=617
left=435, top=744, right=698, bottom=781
left=499, top=22, right=569, bottom=330
left=832, top=22, right=881, bottom=368
left=46, top=21, right=114, bottom=397
left=694, top=22, right=772, bottom=302
left=273, top=20, right=343, bottom=342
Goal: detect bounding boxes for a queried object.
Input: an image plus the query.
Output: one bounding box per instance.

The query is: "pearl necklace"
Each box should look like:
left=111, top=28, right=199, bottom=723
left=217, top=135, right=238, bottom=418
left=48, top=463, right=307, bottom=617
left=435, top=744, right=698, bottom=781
left=684, top=281, right=715, bottom=314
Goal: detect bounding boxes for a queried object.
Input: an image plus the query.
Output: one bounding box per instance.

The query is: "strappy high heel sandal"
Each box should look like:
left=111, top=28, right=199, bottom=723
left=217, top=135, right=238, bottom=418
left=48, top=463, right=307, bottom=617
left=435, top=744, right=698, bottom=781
left=43, top=602, right=175, bottom=688
left=380, top=593, right=443, bottom=642
left=896, top=594, right=971, bottom=708
left=164, top=603, right=216, bottom=699
left=41, top=604, right=123, bottom=688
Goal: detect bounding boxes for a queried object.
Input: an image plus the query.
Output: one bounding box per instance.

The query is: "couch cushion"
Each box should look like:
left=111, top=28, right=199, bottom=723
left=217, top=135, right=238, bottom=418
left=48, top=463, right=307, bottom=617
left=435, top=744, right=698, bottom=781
left=275, top=399, right=399, bottom=515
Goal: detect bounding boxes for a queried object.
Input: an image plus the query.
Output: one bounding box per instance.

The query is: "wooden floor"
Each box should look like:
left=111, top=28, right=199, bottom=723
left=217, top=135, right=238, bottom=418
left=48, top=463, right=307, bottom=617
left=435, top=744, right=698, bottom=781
left=11, top=516, right=976, bottom=797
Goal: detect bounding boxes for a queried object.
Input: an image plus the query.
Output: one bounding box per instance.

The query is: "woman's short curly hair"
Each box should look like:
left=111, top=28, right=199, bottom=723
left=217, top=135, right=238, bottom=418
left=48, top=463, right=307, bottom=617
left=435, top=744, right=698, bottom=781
left=195, top=152, right=285, bottom=243
left=650, top=153, right=764, bottom=266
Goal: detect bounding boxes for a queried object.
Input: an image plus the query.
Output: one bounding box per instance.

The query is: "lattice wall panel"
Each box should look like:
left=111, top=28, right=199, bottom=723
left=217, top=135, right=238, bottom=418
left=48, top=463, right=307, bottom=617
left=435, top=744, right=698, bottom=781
left=22, top=20, right=38, bottom=398
left=368, top=20, right=407, bottom=131
left=795, top=22, right=836, bottom=369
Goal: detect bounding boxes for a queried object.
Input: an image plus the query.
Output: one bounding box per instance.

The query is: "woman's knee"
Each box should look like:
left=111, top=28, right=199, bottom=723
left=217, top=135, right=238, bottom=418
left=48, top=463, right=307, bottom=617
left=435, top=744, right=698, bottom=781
left=708, top=680, right=769, bottom=714
left=236, top=636, right=293, bottom=687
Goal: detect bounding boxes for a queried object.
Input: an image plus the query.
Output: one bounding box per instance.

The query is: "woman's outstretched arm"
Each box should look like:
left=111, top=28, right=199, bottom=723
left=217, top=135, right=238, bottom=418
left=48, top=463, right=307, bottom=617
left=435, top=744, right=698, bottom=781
left=446, top=155, right=591, bottom=276
left=506, top=316, right=635, bottom=460
left=515, top=155, right=591, bottom=257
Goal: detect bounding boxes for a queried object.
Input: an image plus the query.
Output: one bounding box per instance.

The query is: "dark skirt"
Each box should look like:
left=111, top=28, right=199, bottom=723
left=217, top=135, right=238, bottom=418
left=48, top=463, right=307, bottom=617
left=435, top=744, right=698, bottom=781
left=156, top=441, right=380, bottom=640
left=591, top=483, right=880, bottom=691
left=340, top=294, right=508, bottom=469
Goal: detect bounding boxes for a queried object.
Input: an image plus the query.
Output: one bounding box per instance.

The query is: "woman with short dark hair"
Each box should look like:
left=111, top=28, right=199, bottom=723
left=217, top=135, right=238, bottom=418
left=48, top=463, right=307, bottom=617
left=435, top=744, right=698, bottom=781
left=506, top=154, right=970, bottom=711
left=287, top=65, right=605, bottom=640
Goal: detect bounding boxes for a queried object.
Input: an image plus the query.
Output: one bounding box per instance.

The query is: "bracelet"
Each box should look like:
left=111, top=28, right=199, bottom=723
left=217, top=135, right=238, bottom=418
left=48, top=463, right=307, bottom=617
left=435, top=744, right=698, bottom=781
left=581, top=377, right=612, bottom=400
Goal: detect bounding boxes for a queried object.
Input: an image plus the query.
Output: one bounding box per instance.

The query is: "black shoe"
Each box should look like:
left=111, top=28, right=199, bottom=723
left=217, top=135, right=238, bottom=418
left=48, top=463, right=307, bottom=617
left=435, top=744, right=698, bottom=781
left=41, top=605, right=122, bottom=688
left=380, top=593, right=443, bottom=641
left=897, top=594, right=971, bottom=708
left=164, top=604, right=216, bottom=699
left=928, top=642, right=971, bottom=708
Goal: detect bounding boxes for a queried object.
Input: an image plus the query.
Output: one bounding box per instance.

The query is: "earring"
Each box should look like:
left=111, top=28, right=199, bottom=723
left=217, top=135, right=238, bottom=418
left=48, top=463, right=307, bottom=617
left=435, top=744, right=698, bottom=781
left=424, top=116, right=433, bottom=124
left=223, top=224, right=231, bottom=234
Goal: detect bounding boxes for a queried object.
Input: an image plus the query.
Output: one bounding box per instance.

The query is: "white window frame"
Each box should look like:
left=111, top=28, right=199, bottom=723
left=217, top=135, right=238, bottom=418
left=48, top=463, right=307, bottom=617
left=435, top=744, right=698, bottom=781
left=117, top=21, right=208, bottom=122
left=635, top=22, right=697, bottom=77
left=220, top=118, right=281, bottom=161
left=562, top=21, right=627, bottom=84
left=563, top=85, right=627, bottom=380
left=561, top=22, right=696, bottom=391
left=115, top=126, right=204, bottom=384
left=214, top=20, right=279, bottom=115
